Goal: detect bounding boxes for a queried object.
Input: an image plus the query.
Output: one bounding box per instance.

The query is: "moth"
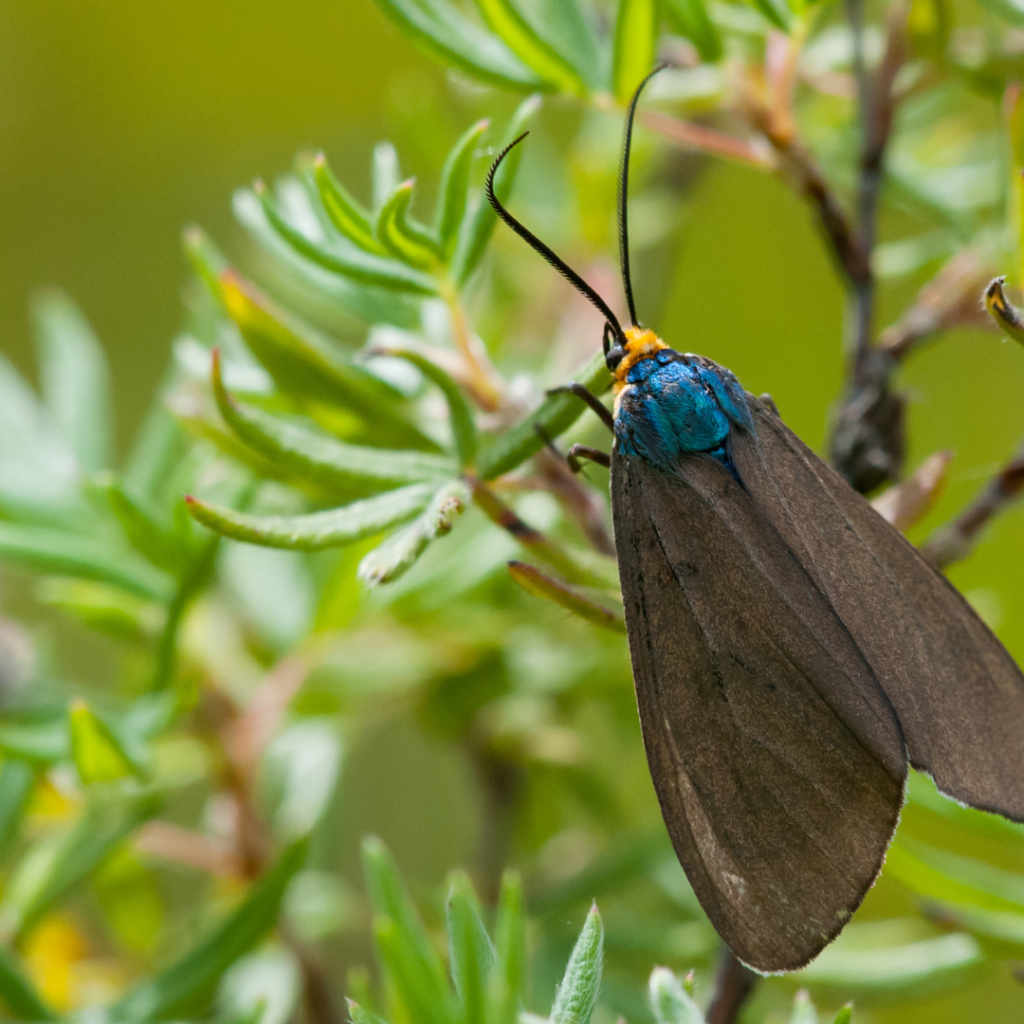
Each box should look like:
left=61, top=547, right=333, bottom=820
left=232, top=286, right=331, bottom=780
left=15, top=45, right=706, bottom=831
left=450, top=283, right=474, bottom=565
left=486, top=71, right=1024, bottom=974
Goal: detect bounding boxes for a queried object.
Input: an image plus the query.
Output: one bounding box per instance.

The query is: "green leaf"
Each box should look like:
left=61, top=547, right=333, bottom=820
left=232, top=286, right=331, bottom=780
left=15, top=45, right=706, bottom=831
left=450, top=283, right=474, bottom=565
left=36, top=577, right=164, bottom=641
left=797, top=921, right=984, bottom=994
left=371, top=347, right=477, bottom=468
left=186, top=482, right=437, bottom=551
left=648, top=967, right=703, bottom=1024
left=373, top=143, right=402, bottom=211
left=0, top=761, right=34, bottom=858
left=349, top=998, right=392, bottom=1024
left=612, top=0, right=657, bottom=103
left=233, top=191, right=420, bottom=329
left=0, top=521, right=171, bottom=600
left=514, top=0, right=605, bottom=92
left=255, top=186, right=439, bottom=295
left=0, top=943, right=57, bottom=1021
left=831, top=1006, right=853, bottom=1024
left=362, top=836, right=454, bottom=1024
left=31, top=289, right=113, bottom=472
left=435, top=120, right=490, bottom=254
left=216, top=269, right=436, bottom=451
left=378, top=180, right=447, bottom=270
left=0, top=714, right=69, bottom=766
left=906, top=771, right=1024, bottom=847
left=479, top=351, right=612, bottom=479
left=551, top=904, right=604, bottom=1024
left=0, top=790, right=161, bottom=942
left=744, top=0, right=793, bottom=31
left=473, top=0, right=587, bottom=94
left=184, top=223, right=231, bottom=295
left=487, top=872, right=525, bottom=1024
left=313, top=155, right=388, bottom=255
left=974, top=0, right=1024, bottom=26
left=114, top=837, right=308, bottom=1021
left=447, top=872, right=495, bottom=1024
left=211, top=350, right=454, bottom=496
left=663, top=0, right=723, bottom=62
left=369, top=0, right=545, bottom=90
left=787, top=989, right=817, bottom=1024
left=99, top=476, right=186, bottom=573
left=452, top=95, right=542, bottom=288
left=887, top=836, right=1024, bottom=914
left=508, top=561, right=625, bottom=632
left=358, top=480, right=468, bottom=585
left=69, top=700, right=144, bottom=784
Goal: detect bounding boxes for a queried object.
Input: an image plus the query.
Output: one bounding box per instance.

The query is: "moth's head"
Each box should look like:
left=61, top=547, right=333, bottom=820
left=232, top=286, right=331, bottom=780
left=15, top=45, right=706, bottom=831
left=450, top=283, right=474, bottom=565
left=608, top=326, right=668, bottom=390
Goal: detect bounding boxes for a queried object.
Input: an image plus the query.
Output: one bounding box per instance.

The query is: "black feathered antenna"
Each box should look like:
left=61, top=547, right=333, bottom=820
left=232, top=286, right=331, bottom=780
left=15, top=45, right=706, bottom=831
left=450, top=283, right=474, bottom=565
left=619, top=64, right=669, bottom=328
left=486, top=134, right=626, bottom=354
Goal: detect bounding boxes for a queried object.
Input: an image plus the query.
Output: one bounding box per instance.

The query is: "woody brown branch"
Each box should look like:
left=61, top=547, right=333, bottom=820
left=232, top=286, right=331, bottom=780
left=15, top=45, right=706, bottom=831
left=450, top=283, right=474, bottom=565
left=921, top=441, right=1024, bottom=569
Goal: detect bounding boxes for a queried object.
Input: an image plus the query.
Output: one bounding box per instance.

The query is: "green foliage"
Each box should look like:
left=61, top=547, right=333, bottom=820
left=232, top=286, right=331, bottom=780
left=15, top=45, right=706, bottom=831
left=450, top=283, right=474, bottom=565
left=2, top=0, right=1024, bottom=1019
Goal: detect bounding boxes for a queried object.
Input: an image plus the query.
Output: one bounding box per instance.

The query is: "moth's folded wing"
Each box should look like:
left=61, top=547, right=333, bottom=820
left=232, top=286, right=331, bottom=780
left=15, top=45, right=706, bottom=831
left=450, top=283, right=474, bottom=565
left=612, top=453, right=905, bottom=973
left=736, top=399, right=1024, bottom=821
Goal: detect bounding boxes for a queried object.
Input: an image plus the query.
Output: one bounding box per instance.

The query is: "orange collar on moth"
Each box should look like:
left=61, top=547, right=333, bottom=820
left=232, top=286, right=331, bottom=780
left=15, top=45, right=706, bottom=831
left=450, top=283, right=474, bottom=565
left=613, top=327, right=668, bottom=391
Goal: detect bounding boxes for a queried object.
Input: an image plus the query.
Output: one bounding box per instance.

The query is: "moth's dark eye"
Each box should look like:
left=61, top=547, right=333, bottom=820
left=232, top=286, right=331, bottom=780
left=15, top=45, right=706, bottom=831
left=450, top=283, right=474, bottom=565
left=606, top=346, right=625, bottom=371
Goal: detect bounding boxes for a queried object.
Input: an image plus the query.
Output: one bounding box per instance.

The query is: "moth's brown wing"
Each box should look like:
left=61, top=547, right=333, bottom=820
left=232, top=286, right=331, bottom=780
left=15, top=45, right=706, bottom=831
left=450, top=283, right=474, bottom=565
left=733, top=398, right=1024, bottom=821
left=611, top=451, right=905, bottom=973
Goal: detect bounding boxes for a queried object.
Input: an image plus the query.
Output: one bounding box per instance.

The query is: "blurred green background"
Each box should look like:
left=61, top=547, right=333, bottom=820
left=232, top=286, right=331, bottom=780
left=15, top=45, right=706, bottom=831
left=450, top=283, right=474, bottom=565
left=4, top=2, right=1024, bottom=1023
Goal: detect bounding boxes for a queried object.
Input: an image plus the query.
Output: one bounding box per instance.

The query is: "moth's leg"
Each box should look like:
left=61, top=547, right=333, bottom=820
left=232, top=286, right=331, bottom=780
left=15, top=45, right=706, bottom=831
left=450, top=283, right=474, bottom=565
left=548, top=384, right=614, bottom=433
left=566, top=444, right=611, bottom=471
left=758, top=392, right=780, bottom=416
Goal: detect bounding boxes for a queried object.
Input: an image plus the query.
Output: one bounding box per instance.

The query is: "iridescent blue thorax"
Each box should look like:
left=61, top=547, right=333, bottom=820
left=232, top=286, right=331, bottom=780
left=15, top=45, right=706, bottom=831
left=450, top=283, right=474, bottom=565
left=613, top=348, right=753, bottom=474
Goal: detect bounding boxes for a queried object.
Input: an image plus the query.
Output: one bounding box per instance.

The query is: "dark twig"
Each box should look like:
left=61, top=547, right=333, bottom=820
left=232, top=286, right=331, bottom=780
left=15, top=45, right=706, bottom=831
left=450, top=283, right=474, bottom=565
left=706, top=950, right=758, bottom=1024
left=921, top=440, right=1024, bottom=568
left=878, top=248, right=996, bottom=360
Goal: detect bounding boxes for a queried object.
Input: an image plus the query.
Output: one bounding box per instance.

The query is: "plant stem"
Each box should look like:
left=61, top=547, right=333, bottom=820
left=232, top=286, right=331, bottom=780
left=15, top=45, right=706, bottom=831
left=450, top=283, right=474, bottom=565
left=706, top=950, right=758, bottom=1024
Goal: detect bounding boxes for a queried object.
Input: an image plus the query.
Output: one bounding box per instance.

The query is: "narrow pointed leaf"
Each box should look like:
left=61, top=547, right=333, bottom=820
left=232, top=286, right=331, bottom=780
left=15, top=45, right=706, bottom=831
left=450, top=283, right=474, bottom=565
left=0, top=791, right=161, bottom=941
left=186, top=483, right=436, bottom=551
left=233, top=190, right=421, bottom=329
left=100, top=477, right=185, bottom=573
left=832, top=1007, right=853, bottom=1024
left=69, top=700, right=144, bottom=784
left=787, top=989, right=816, bottom=1024
left=435, top=120, right=490, bottom=253
left=358, top=480, right=468, bottom=585
left=906, top=771, right=1024, bottom=846
left=373, top=143, right=401, bottom=211
left=348, top=999, right=391, bottom=1024
left=664, top=0, right=723, bottom=62
left=31, top=289, right=113, bottom=472
left=0, top=762, right=34, bottom=858
left=371, top=347, right=476, bottom=468
left=0, top=713, right=69, bottom=765
left=487, top=872, right=525, bottom=1024
left=369, top=0, right=545, bottom=90
left=551, top=904, right=604, bottom=1024
left=447, top=872, right=495, bottom=1024
left=479, top=351, right=612, bottom=479
left=612, top=0, right=657, bottom=103
left=887, top=837, right=1024, bottom=914
left=377, top=180, right=446, bottom=269
left=0, top=944, right=57, bottom=1021
left=797, top=929, right=982, bottom=993
left=255, top=187, right=438, bottom=295
left=211, top=351, right=454, bottom=495
left=216, top=270, right=436, bottom=451
left=514, top=0, right=605, bottom=91
left=649, top=967, right=703, bottom=1024
left=473, top=0, right=587, bottom=94
left=183, top=224, right=231, bottom=296
left=114, top=838, right=308, bottom=1021
left=0, top=522, right=171, bottom=600
left=452, top=95, right=542, bottom=287
left=314, top=155, right=387, bottom=255
left=744, top=0, right=793, bottom=31
left=508, top=561, right=625, bottom=632
left=362, top=837, right=453, bottom=1024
